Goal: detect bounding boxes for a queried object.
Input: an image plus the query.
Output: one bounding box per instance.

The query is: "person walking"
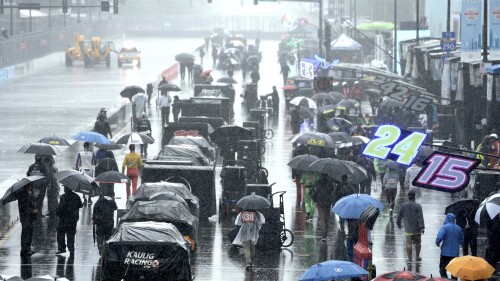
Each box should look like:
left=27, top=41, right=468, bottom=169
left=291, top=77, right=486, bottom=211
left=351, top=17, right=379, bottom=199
left=56, top=186, right=83, bottom=257
left=179, top=63, right=186, bottom=81
left=159, top=91, right=172, bottom=125
left=135, top=112, right=152, bottom=157
left=351, top=81, right=364, bottom=103
left=456, top=202, right=478, bottom=256
left=268, top=86, right=279, bottom=116
left=93, top=112, right=112, bottom=140
left=373, top=158, right=388, bottom=190
left=94, top=150, right=119, bottom=194
left=198, top=47, right=205, bottom=65
left=17, top=183, right=38, bottom=257
left=289, top=106, right=302, bottom=135
left=341, top=82, right=350, bottom=99
left=212, top=46, right=218, bottom=67
left=232, top=209, right=265, bottom=271
left=75, top=142, right=96, bottom=204
left=280, top=63, right=290, bottom=85
left=404, top=163, right=422, bottom=192
left=121, top=144, right=142, bottom=198
left=42, top=155, right=59, bottom=217
left=27, top=154, right=47, bottom=218
left=92, top=190, right=118, bottom=256
left=383, top=167, right=399, bottom=213
left=312, top=174, right=334, bottom=242
left=226, top=62, right=234, bottom=78
left=351, top=154, right=376, bottom=195
left=172, top=95, right=182, bottom=123
left=436, top=213, right=464, bottom=278
left=346, top=219, right=359, bottom=262
left=300, top=171, right=318, bottom=221
left=146, top=83, right=153, bottom=104
left=250, top=69, right=260, bottom=84
left=397, top=189, right=425, bottom=264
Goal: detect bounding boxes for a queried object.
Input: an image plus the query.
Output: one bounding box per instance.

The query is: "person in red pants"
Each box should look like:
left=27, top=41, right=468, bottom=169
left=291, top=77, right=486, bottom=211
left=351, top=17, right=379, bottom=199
left=121, top=144, right=142, bottom=198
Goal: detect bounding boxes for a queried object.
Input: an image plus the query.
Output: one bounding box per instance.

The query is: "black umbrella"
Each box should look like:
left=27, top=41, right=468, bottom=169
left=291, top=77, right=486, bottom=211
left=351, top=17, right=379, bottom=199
left=175, top=53, right=195, bottom=64
left=311, top=93, right=342, bottom=104
left=246, top=55, right=260, bottom=64
left=115, top=132, right=155, bottom=145
left=445, top=199, right=480, bottom=215
left=18, top=143, right=63, bottom=156
left=382, top=160, right=400, bottom=170
left=217, top=77, right=238, bottom=84
left=94, top=171, right=129, bottom=184
left=327, top=118, right=355, bottom=134
left=308, top=158, right=352, bottom=181
left=120, top=85, right=145, bottom=99
left=237, top=194, right=271, bottom=210
left=317, top=104, right=338, bottom=116
left=328, top=132, right=353, bottom=144
left=339, top=160, right=368, bottom=184
left=158, top=83, right=182, bottom=92
left=364, top=88, right=381, bottom=97
left=289, top=106, right=314, bottom=119
left=380, top=98, right=404, bottom=108
left=94, top=141, right=123, bottom=150
left=288, top=154, right=320, bottom=171
left=55, top=170, right=99, bottom=196
left=336, top=99, right=360, bottom=110
left=1, top=176, right=45, bottom=205
left=38, top=136, right=71, bottom=146
left=291, top=132, right=336, bottom=148
left=209, top=125, right=253, bottom=145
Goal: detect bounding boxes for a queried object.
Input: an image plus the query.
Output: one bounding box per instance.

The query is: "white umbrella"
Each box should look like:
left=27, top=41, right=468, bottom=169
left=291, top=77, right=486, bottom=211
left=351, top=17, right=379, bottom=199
left=475, top=193, right=500, bottom=223
left=289, top=96, right=317, bottom=109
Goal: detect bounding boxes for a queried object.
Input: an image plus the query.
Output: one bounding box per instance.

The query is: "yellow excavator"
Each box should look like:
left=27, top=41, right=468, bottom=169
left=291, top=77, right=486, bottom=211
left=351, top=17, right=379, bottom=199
left=65, top=34, right=116, bottom=67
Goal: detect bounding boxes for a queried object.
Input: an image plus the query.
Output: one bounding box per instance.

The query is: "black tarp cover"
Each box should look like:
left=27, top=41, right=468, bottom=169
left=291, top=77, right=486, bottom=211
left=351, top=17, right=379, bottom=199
left=133, top=191, right=199, bottom=218
left=103, top=221, right=191, bottom=281
left=120, top=200, right=198, bottom=240
left=168, top=136, right=215, bottom=160
left=155, top=145, right=210, bottom=166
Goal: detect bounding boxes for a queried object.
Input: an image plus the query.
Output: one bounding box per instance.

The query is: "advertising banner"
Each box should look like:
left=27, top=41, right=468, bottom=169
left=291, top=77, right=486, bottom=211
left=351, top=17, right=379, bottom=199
left=489, top=0, right=500, bottom=60
left=461, top=0, right=483, bottom=62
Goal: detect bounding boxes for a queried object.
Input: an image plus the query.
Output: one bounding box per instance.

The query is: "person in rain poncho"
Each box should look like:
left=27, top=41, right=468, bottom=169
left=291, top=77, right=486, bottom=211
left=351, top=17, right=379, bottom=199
left=232, top=209, right=265, bottom=271
left=436, top=213, right=463, bottom=278
left=132, top=93, right=147, bottom=126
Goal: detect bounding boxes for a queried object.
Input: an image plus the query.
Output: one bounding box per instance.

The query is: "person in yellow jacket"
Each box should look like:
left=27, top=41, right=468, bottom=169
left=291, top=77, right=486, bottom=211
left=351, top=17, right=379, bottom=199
left=373, top=158, right=388, bottom=190
left=121, top=144, right=142, bottom=198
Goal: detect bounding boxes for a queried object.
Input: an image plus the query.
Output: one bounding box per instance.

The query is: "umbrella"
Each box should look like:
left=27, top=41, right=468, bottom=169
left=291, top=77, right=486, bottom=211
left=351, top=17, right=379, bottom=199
left=209, top=125, right=253, bottom=145
left=352, top=135, right=370, bottom=144
left=328, top=132, right=353, bottom=144
left=55, top=170, right=99, bottom=196
left=421, top=277, right=453, bottom=281
left=25, top=276, right=57, bottom=281
left=332, top=193, right=384, bottom=219
left=120, top=85, right=145, bottom=99
left=382, top=160, right=400, bottom=170
left=131, top=92, right=148, bottom=103
left=200, top=69, right=212, bottom=78
left=158, top=83, right=181, bottom=92
left=228, top=40, right=245, bottom=48
left=223, top=58, right=239, bottom=65
left=475, top=193, right=500, bottom=223
left=336, top=99, right=360, bottom=109
left=417, top=145, right=434, bottom=160
left=224, top=48, right=241, bottom=55
left=175, top=53, right=195, bottom=64
left=445, top=199, right=480, bottom=215
left=94, top=171, right=129, bottom=184
left=291, top=132, right=336, bottom=148
left=446, top=255, right=495, bottom=280
left=308, top=158, right=352, bottom=180
left=94, top=141, right=123, bottom=150
left=282, top=84, right=297, bottom=90
left=364, top=88, right=382, bottom=97
left=246, top=55, right=260, bottom=64
left=380, top=98, right=404, bottom=109
left=0, top=276, right=23, bottom=281
left=72, top=131, right=110, bottom=144
left=217, top=77, right=238, bottom=84
left=18, top=143, right=63, bottom=156
left=357, top=21, right=395, bottom=31
left=1, top=176, right=45, bottom=205
left=327, top=118, right=354, bottom=134
left=115, top=132, right=155, bottom=145
left=311, top=92, right=342, bottom=104
left=299, top=260, right=369, bottom=281
left=290, top=96, right=317, bottom=109
left=339, top=160, right=368, bottom=184
left=38, top=136, right=71, bottom=146
left=372, top=271, right=427, bottom=281
left=288, top=154, right=320, bottom=171
left=236, top=194, right=271, bottom=210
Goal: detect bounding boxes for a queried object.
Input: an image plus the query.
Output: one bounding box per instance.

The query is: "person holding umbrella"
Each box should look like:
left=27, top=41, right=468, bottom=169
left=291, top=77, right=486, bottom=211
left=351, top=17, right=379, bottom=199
left=135, top=112, right=152, bottom=157
left=17, top=183, right=38, bottom=257
left=92, top=189, right=117, bottom=256
left=212, top=46, right=218, bottom=67
left=26, top=154, right=48, bottom=218
left=280, top=63, right=290, bottom=85
left=42, top=155, right=59, bottom=217
left=75, top=142, right=96, bottom=204
left=94, top=150, right=119, bottom=194
left=159, top=91, right=172, bottom=125
left=312, top=174, right=335, bottom=242
left=56, top=185, right=83, bottom=257
left=121, top=144, right=142, bottom=198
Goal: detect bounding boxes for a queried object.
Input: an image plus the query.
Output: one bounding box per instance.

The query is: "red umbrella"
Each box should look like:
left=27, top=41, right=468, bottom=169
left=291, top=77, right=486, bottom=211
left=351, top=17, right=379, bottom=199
left=421, top=277, right=454, bottom=281
left=373, top=271, right=427, bottom=281
left=282, top=84, right=297, bottom=90
left=200, top=69, right=212, bottom=78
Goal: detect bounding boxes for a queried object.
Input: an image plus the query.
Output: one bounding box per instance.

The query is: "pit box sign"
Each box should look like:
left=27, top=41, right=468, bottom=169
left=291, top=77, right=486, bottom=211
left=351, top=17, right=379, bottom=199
left=441, top=32, right=457, bottom=53
left=379, top=81, right=434, bottom=111
left=362, top=125, right=427, bottom=166
left=412, top=151, right=480, bottom=193
left=300, top=60, right=315, bottom=80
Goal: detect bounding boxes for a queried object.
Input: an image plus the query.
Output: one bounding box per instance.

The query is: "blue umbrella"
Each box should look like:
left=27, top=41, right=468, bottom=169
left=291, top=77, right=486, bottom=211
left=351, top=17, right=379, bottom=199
left=332, top=193, right=384, bottom=219
left=300, top=260, right=369, bottom=281
left=72, top=131, right=110, bottom=144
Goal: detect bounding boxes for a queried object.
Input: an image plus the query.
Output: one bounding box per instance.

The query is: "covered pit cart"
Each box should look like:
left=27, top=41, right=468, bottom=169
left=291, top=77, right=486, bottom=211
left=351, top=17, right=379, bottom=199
left=168, top=136, right=215, bottom=161
left=101, top=221, right=192, bottom=281
left=154, top=144, right=211, bottom=166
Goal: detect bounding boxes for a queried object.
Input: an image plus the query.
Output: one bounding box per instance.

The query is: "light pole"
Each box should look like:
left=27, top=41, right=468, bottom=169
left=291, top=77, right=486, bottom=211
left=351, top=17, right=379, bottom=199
left=319, top=0, right=323, bottom=57
left=393, top=0, right=397, bottom=74
left=416, top=0, right=420, bottom=42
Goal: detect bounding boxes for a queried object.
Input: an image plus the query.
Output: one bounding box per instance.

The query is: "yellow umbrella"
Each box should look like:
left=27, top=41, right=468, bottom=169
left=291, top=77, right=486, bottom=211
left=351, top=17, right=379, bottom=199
left=445, top=255, right=495, bottom=280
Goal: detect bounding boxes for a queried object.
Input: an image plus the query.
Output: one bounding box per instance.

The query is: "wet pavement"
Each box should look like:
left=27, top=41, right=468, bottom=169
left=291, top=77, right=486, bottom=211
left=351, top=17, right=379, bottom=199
left=0, top=37, right=492, bottom=280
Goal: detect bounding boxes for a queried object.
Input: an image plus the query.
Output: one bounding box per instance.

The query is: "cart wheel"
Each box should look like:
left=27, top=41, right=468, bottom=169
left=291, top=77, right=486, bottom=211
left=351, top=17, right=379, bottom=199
left=257, top=166, right=268, bottom=178
left=280, top=229, right=294, bottom=247
left=264, top=129, right=274, bottom=140
left=259, top=144, right=266, bottom=155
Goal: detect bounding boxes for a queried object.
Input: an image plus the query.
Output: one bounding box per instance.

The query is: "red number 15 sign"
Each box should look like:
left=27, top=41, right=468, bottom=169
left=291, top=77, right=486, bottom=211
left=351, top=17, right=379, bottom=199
left=412, top=151, right=480, bottom=193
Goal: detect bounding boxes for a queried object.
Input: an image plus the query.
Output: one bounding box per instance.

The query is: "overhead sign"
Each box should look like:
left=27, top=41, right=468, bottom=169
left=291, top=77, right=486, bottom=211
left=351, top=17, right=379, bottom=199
left=379, top=81, right=434, bottom=111
left=412, top=151, right=480, bottom=193
left=461, top=0, right=483, bottom=62
left=362, top=125, right=427, bottom=166
left=441, top=32, right=457, bottom=53
left=489, top=0, right=500, bottom=60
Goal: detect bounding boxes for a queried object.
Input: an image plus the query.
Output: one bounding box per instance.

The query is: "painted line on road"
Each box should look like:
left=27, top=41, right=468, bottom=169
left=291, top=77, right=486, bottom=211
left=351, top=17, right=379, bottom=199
left=0, top=222, right=20, bottom=247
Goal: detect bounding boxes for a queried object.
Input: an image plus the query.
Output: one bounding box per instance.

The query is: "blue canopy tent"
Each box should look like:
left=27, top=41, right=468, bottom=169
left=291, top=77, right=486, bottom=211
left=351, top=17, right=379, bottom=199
left=330, top=34, right=364, bottom=64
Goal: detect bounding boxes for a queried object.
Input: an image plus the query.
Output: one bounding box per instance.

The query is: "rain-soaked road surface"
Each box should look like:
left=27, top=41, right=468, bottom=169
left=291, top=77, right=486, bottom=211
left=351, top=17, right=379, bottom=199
left=0, top=37, right=487, bottom=280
